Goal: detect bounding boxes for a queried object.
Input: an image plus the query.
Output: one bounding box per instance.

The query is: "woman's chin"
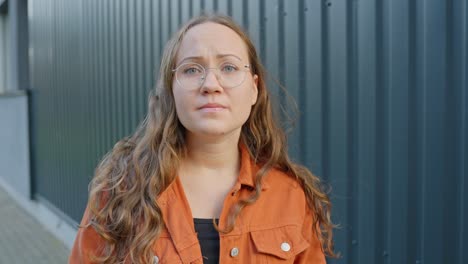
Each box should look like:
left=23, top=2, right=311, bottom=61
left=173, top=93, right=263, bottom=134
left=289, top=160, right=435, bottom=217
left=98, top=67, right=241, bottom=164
left=186, top=126, right=241, bottom=140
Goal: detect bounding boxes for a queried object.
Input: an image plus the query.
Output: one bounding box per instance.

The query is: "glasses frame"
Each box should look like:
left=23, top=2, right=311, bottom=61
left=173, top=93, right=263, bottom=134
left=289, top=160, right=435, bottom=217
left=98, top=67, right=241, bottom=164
left=172, top=62, right=251, bottom=90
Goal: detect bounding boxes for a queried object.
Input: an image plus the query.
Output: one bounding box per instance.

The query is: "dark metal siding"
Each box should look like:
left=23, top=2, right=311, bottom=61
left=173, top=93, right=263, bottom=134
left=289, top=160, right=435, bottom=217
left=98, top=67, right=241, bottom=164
left=28, top=0, right=467, bottom=263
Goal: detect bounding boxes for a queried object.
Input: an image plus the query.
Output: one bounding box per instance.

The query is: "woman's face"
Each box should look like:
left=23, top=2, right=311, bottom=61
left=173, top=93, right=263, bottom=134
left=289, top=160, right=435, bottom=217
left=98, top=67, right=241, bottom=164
left=172, top=22, right=258, bottom=139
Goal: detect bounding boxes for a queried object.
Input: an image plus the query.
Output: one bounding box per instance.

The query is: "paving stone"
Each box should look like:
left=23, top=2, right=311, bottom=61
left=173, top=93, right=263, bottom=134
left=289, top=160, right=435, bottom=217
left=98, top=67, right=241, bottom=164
left=0, top=186, right=69, bottom=264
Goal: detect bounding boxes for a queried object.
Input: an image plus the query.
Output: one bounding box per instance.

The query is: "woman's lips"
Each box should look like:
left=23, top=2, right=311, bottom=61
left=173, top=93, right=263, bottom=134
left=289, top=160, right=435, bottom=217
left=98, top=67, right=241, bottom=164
left=198, top=103, right=227, bottom=112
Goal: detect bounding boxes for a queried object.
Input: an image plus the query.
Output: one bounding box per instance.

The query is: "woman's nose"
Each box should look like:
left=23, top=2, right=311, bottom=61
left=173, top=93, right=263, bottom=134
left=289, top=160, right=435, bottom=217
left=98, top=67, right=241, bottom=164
left=200, top=69, right=223, bottom=93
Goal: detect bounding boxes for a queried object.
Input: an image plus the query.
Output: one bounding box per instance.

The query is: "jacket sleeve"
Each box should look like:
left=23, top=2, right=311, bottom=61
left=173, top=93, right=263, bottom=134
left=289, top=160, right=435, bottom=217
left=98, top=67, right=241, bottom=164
left=294, top=207, right=327, bottom=264
left=68, top=206, right=107, bottom=264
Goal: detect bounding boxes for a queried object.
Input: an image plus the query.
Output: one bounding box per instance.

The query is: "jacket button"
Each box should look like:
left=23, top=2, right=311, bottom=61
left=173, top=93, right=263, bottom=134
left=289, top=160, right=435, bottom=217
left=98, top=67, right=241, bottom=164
left=230, top=247, right=239, bottom=257
left=153, top=255, right=159, bottom=264
left=281, top=242, right=291, bottom=252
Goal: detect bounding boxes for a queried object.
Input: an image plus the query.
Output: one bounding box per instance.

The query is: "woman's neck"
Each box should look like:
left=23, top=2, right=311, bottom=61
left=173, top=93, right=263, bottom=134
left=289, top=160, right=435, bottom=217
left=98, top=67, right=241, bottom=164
left=179, top=132, right=242, bottom=218
left=183, top=133, right=240, bottom=173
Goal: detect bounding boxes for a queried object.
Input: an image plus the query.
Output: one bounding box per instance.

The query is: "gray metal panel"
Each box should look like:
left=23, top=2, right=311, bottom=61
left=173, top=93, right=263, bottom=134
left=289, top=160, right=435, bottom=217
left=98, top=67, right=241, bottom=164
left=7, top=0, right=29, bottom=92
left=0, top=13, right=9, bottom=92
left=27, top=0, right=467, bottom=263
left=356, top=0, right=377, bottom=263
left=326, top=1, right=351, bottom=261
left=302, top=0, right=323, bottom=175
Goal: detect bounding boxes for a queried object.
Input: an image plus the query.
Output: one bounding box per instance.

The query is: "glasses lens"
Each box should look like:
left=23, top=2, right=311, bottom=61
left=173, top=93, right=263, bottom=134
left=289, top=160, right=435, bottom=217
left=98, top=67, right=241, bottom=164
left=175, top=61, right=248, bottom=90
left=218, top=61, right=247, bottom=88
left=175, top=63, right=205, bottom=90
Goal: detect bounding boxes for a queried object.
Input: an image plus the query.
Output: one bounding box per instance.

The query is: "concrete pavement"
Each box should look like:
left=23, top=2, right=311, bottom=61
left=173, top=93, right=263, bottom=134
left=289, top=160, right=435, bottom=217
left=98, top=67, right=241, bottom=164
left=0, top=185, right=70, bottom=264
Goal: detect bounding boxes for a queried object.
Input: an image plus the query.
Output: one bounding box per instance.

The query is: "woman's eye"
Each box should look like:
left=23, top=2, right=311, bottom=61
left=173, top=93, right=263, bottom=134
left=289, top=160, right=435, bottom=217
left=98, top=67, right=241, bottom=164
left=222, top=65, right=237, bottom=72
left=183, top=67, right=201, bottom=75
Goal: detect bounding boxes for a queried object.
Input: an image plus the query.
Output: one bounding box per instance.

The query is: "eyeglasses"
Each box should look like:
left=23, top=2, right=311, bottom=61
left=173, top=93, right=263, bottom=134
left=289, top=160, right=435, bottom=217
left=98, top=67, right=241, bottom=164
left=172, top=61, right=251, bottom=90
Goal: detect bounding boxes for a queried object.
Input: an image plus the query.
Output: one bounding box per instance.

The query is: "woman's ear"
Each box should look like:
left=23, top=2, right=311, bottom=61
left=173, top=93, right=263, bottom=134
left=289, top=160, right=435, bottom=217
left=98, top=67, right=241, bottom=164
left=251, top=74, right=259, bottom=105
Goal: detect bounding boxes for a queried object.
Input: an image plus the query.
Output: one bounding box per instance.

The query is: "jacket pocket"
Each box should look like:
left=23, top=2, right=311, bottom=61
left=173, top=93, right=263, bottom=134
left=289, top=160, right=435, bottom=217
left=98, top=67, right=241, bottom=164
left=152, top=236, right=183, bottom=264
left=250, top=225, right=310, bottom=263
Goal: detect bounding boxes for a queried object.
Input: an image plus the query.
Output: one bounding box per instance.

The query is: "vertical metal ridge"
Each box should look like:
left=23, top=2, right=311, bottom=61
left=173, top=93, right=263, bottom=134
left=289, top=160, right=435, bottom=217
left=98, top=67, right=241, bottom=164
left=132, top=0, right=140, bottom=129
left=302, top=0, right=323, bottom=175
left=423, top=0, right=447, bottom=262
left=227, top=0, right=232, bottom=16
left=103, top=0, right=110, bottom=145
left=263, top=0, right=280, bottom=103
left=242, top=0, right=248, bottom=27
left=116, top=0, right=123, bottom=138
left=115, top=0, right=122, bottom=141
left=148, top=0, right=154, bottom=91
left=123, top=0, right=131, bottom=136
left=157, top=0, right=163, bottom=79
left=51, top=0, right=57, bottom=202
left=66, top=0, right=73, bottom=206
left=458, top=1, right=468, bottom=263
left=326, top=0, right=350, bottom=260
left=444, top=0, right=458, bottom=263
left=298, top=0, right=306, bottom=160
left=188, top=1, right=193, bottom=24
left=35, top=0, right=41, bottom=198
left=374, top=0, right=386, bottom=263
left=356, top=0, right=378, bottom=262
left=55, top=0, right=62, bottom=202
left=258, top=0, right=265, bottom=63
left=136, top=0, right=144, bottom=121
left=102, top=0, right=109, bottom=149
left=153, top=1, right=163, bottom=77
left=277, top=0, right=285, bottom=122
left=93, top=0, right=99, bottom=156
left=139, top=0, right=145, bottom=121
left=97, top=0, right=104, bottom=156
left=103, top=0, right=109, bottom=151
left=178, top=0, right=183, bottom=25
left=194, top=0, right=202, bottom=16
left=170, top=0, right=178, bottom=37
left=387, top=0, right=411, bottom=262
left=82, top=0, right=92, bottom=178
left=283, top=0, right=300, bottom=161
left=200, top=0, right=205, bottom=11
left=319, top=8, right=331, bottom=256
left=346, top=0, right=358, bottom=262
left=407, top=0, right=418, bottom=262
left=321, top=0, right=329, bottom=185
left=129, top=1, right=136, bottom=130
left=144, top=0, right=153, bottom=110
left=52, top=0, right=58, bottom=203
left=90, top=0, right=96, bottom=165
left=109, top=0, right=117, bottom=144
left=62, top=0, right=68, bottom=202
left=381, top=0, right=390, bottom=262
left=43, top=0, right=50, bottom=196
left=417, top=0, right=427, bottom=261
left=125, top=0, right=132, bottom=132
left=54, top=0, right=60, bottom=204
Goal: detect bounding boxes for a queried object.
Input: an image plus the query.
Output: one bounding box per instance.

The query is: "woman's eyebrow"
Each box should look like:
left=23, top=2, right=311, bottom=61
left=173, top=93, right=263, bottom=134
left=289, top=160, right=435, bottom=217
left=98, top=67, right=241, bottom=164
left=178, top=54, right=242, bottom=64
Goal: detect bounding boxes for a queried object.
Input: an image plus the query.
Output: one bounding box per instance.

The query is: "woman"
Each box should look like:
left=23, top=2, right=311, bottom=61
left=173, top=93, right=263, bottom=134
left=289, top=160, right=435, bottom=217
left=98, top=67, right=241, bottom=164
left=70, top=14, right=335, bottom=264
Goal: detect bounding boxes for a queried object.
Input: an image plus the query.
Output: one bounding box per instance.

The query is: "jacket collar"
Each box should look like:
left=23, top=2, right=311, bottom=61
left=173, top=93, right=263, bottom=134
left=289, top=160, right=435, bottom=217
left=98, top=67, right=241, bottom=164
left=232, top=143, right=270, bottom=193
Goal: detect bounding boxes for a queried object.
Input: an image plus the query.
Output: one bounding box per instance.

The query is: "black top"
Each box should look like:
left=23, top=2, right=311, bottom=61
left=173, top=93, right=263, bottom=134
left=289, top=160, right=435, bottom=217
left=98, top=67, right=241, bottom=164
left=194, top=218, right=220, bottom=264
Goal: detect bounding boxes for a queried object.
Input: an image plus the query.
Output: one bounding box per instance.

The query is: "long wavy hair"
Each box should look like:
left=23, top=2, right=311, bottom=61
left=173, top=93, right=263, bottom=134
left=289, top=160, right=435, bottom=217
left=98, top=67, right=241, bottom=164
left=85, top=14, right=336, bottom=263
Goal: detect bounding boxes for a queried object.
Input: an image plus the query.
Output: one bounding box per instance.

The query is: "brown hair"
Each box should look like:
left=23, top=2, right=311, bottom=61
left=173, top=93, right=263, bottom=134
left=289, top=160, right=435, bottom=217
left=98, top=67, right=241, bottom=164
left=85, top=14, right=336, bottom=263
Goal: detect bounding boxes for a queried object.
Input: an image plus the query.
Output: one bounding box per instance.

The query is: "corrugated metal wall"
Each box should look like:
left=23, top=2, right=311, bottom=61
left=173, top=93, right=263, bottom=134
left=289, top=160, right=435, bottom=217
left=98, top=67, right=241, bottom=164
left=28, top=0, right=467, bottom=263
left=0, top=11, right=9, bottom=93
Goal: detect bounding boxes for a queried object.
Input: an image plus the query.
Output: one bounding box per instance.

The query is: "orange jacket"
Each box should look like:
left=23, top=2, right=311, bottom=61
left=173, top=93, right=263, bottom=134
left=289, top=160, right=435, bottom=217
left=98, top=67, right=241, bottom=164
left=69, top=146, right=326, bottom=263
